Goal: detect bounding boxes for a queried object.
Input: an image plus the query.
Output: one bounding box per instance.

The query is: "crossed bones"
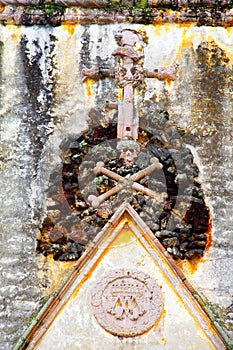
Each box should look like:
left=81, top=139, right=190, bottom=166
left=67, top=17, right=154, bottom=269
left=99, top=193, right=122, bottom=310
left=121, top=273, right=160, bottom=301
left=88, top=158, right=167, bottom=208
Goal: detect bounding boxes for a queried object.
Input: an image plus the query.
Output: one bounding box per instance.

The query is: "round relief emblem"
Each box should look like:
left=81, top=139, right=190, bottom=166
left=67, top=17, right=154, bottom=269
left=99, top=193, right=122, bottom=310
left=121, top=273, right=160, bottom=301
left=91, top=270, right=163, bottom=337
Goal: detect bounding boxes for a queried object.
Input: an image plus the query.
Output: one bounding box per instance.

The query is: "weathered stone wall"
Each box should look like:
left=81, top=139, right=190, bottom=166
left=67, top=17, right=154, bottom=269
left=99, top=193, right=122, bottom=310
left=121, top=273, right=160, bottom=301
left=0, top=18, right=232, bottom=350
left=1, top=0, right=233, bottom=27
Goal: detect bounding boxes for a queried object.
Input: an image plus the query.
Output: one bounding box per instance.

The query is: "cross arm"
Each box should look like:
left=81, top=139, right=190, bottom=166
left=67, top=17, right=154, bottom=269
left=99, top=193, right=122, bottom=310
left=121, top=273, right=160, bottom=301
left=81, top=66, right=114, bottom=83
left=144, top=64, right=178, bottom=81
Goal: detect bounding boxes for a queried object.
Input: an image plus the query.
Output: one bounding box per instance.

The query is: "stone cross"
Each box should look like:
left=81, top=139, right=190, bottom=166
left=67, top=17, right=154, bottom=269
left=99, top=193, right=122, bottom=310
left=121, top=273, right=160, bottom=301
left=82, top=28, right=178, bottom=140
left=81, top=29, right=176, bottom=208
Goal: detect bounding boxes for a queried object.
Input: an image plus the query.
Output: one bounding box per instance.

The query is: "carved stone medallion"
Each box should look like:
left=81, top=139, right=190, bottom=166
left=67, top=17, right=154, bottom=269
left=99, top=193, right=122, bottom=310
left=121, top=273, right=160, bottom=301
left=91, top=270, right=163, bottom=337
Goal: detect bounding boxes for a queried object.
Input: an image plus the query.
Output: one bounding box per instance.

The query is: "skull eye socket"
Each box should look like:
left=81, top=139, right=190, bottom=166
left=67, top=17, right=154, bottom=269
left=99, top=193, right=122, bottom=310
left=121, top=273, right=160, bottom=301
left=131, top=67, right=138, bottom=74
left=120, top=148, right=136, bottom=153
left=119, top=67, right=126, bottom=74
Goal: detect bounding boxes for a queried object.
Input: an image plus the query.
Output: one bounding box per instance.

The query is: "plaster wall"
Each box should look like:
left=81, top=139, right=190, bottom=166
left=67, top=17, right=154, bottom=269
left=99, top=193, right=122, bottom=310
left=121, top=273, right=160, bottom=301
left=0, top=23, right=232, bottom=349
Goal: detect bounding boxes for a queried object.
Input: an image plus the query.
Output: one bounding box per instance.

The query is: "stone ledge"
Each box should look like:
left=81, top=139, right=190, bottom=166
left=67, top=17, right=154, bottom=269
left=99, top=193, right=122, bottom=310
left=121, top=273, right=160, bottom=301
left=0, top=0, right=109, bottom=7
left=0, top=0, right=232, bottom=9
left=0, top=6, right=232, bottom=26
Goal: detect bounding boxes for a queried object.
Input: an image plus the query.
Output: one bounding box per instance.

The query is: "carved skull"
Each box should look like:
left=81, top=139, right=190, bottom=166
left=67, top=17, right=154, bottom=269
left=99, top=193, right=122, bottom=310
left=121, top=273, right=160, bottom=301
left=115, top=65, right=144, bottom=88
left=117, top=138, right=140, bottom=167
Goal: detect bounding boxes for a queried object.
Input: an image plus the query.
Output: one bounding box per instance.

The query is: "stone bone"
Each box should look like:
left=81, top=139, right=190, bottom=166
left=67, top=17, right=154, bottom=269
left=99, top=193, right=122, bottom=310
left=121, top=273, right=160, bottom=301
left=88, top=158, right=166, bottom=208
left=88, top=184, right=123, bottom=208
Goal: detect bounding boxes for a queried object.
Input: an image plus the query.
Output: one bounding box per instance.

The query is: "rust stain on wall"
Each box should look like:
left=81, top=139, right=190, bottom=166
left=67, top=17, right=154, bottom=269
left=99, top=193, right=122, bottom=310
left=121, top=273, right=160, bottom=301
left=5, top=25, right=20, bottom=43
left=10, top=32, right=19, bottom=40
left=178, top=212, right=212, bottom=275
left=118, top=88, right=123, bottom=101
left=153, top=306, right=166, bottom=333
left=175, top=27, right=194, bottom=61
left=178, top=256, right=203, bottom=275
left=205, top=216, right=213, bottom=252
left=84, top=79, right=94, bottom=97
left=41, top=255, right=75, bottom=295
left=63, top=24, right=75, bottom=36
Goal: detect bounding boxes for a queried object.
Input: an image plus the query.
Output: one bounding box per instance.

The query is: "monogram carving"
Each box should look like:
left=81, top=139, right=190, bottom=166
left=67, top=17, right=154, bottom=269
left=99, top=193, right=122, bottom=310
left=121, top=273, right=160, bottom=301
left=91, top=270, right=163, bottom=337
left=106, top=277, right=147, bottom=321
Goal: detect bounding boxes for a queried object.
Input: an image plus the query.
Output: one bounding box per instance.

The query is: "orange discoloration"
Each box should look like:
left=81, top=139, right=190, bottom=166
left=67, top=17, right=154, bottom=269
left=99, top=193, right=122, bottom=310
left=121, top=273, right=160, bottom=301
left=205, top=216, right=212, bottom=251
left=152, top=16, right=163, bottom=26
left=175, top=27, right=192, bottom=61
left=28, top=206, right=225, bottom=349
left=4, top=26, right=20, bottom=42
left=178, top=256, right=203, bottom=275
left=162, top=21, right=173, bottom=33
left=177, top=22, right=192, bottom=28
left=160, top=336, right=166, bottom=346
left=224, top=21, right=233, bottom=28
left=71, top=255, right=105, bottom=299
left=72, top=220, right=137, bottom=299
left=136, top=254, right=147, bottom=266
left=152, top=24, right=164, bottom=37
left=118, top=88, right=123, bottom=101
left=71, top=264, right=95, bottom=298
left=206, top=34, right=215, bottom=43
left=84, top=79, right=94, bottom=97
left=11, top=33, right=19, bottom=40
left=153, top=307, right=166, bottom=333
left=45, top=255, right=74, bottom=294
left=225, top=26, right=233, bottom=35
left=111, top=224, right=135, bottom=247
left=63, top=24, right=75, bottom=36
left=179, top=200, right=212, bottom=274
left=165, top=78, right=172, bottom=86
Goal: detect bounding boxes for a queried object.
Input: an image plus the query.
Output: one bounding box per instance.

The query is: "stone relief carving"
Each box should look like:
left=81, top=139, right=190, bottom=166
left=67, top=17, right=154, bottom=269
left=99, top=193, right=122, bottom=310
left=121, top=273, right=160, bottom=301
left=91, top=270, right=163, bottom=337
left=116, top=138, right=141, bottom=167
left=81, top=28, right=177, bottom=140
left=38, top=29, right=210, bottom=263
left=87, top=152, right=166, bottom=209
left=114, top=65, right=144, bottom=88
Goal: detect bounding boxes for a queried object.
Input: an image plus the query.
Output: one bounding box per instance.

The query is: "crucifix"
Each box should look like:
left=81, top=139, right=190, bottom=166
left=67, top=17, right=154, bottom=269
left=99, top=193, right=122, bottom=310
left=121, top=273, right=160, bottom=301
left=81, top=29, right=177, bottom=208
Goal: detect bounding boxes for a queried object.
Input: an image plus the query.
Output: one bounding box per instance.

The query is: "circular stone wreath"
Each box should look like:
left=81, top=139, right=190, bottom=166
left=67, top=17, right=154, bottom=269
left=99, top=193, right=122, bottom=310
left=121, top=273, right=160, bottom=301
left=60, top=115, right=210, bottom=260
left=37, top=113, right=210, bottom=261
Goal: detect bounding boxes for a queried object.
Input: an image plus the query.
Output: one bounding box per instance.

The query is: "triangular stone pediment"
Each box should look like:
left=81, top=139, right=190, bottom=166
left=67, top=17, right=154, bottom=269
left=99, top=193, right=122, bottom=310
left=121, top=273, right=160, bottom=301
left=20, top=204, right=225, bottom=350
